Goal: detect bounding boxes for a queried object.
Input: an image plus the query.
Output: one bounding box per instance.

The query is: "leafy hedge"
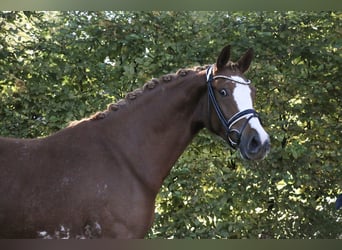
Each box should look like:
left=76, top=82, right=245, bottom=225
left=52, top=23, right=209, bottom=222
left=0, top=11, right=341, bottom=238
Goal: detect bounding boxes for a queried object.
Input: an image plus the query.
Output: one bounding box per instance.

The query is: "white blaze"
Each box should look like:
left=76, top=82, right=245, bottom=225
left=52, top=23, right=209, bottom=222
left=231, top=76, right=269, bottom=144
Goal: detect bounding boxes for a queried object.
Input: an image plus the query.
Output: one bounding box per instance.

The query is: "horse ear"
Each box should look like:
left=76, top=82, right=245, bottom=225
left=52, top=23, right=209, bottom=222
left=216, top=45, right=231, bottom=70
left=237, top=48, right=254, bottom=73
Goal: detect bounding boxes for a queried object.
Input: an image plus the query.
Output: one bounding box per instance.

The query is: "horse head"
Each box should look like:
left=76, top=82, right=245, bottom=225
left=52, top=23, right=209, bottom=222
left=206, top=45, right=270, bottom=160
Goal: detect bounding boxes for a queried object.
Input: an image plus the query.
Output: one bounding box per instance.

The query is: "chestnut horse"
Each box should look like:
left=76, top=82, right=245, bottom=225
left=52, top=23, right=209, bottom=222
left=0, top=45, right=270, bottom=238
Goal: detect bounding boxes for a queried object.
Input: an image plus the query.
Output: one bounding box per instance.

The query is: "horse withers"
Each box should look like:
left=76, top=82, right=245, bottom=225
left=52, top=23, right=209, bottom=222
left=0, top=45, right=270, bottom=238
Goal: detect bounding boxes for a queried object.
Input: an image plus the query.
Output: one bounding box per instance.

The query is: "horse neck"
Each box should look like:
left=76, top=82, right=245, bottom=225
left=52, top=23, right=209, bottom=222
left=102, top=70, right=207, bottom=192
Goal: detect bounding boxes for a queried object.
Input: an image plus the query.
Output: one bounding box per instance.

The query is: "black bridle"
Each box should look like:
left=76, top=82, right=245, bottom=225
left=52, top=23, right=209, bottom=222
left=206, top=65, right=260, bottom=149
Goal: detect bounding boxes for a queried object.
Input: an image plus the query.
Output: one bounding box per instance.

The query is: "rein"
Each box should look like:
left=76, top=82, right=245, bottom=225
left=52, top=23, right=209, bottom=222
left=206, top=65, right=260, bottom=149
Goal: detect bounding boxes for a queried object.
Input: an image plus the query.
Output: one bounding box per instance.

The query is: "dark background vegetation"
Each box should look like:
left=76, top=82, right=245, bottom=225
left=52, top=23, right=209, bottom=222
left=0, top=11, right=341, bottom=238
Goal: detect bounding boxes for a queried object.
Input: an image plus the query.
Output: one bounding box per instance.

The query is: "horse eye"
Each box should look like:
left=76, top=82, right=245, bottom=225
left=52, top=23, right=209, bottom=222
left=219, top=89, right=229, bottom=97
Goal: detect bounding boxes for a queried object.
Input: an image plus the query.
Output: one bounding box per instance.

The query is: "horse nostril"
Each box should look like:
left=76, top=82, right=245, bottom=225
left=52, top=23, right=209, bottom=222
left=248, top=135, right=261, bottom=153
left=243, top=132, right=270, bottom=160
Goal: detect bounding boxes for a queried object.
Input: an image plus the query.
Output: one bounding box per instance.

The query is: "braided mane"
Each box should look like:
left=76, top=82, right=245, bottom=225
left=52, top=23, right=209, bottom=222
left=68, top=65, right=210, bottom=127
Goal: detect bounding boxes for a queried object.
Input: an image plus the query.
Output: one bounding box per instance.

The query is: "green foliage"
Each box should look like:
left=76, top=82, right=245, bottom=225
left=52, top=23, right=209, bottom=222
left=0, top=11, right=341, bottom=238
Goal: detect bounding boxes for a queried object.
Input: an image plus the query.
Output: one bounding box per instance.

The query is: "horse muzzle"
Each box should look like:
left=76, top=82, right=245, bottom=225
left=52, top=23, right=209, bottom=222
left=239, top=128, right=271, bottom=160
